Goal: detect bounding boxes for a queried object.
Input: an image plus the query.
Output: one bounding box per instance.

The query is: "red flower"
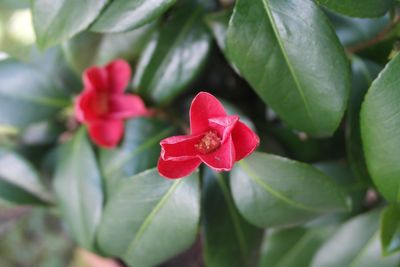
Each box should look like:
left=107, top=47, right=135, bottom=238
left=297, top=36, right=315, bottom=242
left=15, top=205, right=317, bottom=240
left=75, top=59, right=148, bottom=148
left=158, top=92, right=260, bottom=179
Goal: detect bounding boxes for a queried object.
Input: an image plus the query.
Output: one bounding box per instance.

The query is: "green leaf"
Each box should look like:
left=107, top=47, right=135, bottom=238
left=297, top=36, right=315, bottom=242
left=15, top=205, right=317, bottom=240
left=63, top=23, right=156, bottom=74
left=203, top=169, right=262, bottom=267
left=227, top=0, right=350, bottom=137
left=381, top=205, right=400, bottom=255
left=230, top=152, right=349, bottom=228
left=97, top=168, right=200, bottom=267
left=361, top=53, right=400, bottom=203
left=32, top=0, right=109, bottom=48
left=311, top=209, right=400, bottom=267
left=53, top=128, right=103, bottom=251
left=0, top=59, right=69, bottom=129
left=347, top=57, right=381, bottom=185
left=316, top=0, right=394, bottom=18
left=0, top=148, right=51, bottom=205
left=133, top=4, right=212, bottom=105
left=259, top=226, right=337, bottom=267
left=100, top=118, right=175, bottom=197
left=90, top=0, right=176, bottom=33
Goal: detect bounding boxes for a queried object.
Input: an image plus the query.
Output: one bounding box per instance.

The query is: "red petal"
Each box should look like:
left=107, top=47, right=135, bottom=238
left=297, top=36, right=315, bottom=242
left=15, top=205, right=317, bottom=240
left=107, top=95, right=148, bottom=119
left=88, top=119, right=124, bottom=148
left=157, top=157, right=201, bottom=179
left=75, top=91, right=100, bottom=122
left=199, top=136, right=235, bottom=171
left=231, top=121, right=260, bottom=161
left=160, top=134, right=203, bottom=161
left=106, top=59, right=132, bottom=93
left=83, top=66, right=108, bottom=92
left=190, top=92, right=227, bottom=135
left=208, top=115, right=239, bottom=142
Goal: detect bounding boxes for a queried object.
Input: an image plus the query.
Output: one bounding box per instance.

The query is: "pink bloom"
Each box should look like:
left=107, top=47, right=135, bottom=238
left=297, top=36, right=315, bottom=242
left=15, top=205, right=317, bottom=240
left=158, top=92, right=260, bottom=179
left=75, top=59, right=148, bottom=148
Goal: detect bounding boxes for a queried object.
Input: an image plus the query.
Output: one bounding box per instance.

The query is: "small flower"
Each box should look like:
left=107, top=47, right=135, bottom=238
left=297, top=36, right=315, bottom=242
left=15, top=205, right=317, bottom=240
left=158, top=92, right=260, bottom=179
left=75, top=59, right=148, bottom=148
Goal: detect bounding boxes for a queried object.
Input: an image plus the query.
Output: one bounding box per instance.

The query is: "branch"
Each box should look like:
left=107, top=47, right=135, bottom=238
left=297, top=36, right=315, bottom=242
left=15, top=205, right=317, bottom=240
left=347, top=15, right=400, bottom=53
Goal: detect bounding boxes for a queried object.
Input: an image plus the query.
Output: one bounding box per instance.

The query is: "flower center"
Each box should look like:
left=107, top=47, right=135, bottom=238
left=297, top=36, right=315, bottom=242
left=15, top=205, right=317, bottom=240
left=195, top=131, right=221, bottom=154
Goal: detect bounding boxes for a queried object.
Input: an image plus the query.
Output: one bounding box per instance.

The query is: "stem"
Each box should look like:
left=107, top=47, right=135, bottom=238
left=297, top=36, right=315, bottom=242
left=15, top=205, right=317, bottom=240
left=347, top=15, right=400, bottom=53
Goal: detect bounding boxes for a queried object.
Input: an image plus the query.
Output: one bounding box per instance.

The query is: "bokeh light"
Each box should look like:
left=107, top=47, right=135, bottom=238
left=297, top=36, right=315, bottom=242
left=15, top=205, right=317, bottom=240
left=7, top=9, right=35, bottom=45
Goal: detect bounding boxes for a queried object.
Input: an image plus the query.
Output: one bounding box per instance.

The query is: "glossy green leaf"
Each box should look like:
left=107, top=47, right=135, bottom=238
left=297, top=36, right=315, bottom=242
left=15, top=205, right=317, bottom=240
left=230, top=152, right=349, bottom=228
left=203, top=170, right=262, bottom=267
left=361, top=53, right=400, bottom=203
left=259, top=226, right=337, bottom=267
left=90, top=0, right=176, bottom=33
left=133, top=4, right=212, bottom=104
left=63, top=23, right=156, bottom=74
left=316, top=0, right=394, bottom=18
left=381, top=205, right=400, bottom=255
left=53, top=128, right=103, bottom=251
left=311, top=209, right=400, bottom=267
left=32, top=0, right=109, bottom=48
left=0, top=148, right=51, bottom=205
left=0, top=60, right=69, bottom=128
left=347, top=57, right=381, bottom=184
left=97, top=168, right=200, bottom=267
left=100, top=118, right=175, bottom=197
left=227, top=0, right=350, bottom=136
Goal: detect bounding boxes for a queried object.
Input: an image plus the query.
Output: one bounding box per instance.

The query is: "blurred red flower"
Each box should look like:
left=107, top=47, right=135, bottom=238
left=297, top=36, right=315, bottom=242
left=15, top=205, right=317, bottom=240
left=158, top=92, right=259, bottom=179
left=75, top=59, right=148, bottom=148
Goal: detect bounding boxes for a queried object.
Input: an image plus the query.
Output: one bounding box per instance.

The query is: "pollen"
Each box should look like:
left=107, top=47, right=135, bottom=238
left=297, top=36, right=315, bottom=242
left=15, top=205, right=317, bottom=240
left=195, top=131, right=221, bottom=154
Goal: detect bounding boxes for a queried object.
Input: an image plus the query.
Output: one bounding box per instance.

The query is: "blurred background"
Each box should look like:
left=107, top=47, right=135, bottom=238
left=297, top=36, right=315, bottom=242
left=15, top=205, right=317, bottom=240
left=0, top=2, right=108, bottom=266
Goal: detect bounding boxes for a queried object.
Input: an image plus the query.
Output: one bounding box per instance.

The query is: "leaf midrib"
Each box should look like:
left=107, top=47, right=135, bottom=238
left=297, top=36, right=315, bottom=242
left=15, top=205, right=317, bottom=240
left=273, top=230, right=317, bottom=267
left=124, top=179, right=183, bottom=258
left=146, top=8, right=202, bottom=93
left=74, top=129, right=94, bottom=248
left=261, top=0, right=316, bottom=131
left=215, top=173, right=248, bottom=262
left=239, top=160, right=326, bottom=213
left=0, top=91, right=70, bottom=108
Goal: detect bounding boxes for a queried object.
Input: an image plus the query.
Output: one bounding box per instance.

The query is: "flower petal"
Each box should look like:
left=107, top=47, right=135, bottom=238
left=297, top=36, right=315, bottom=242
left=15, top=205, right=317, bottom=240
left=231, top=121, right=260, bottom=161
left=106, top=59, right=132, bottom=93
left=157, top=157, right=201, bottom=179
left=83, top=66, right=108, bottom=92
left=199, top=136, right=235, bottom=171
left=75, top=90, right=100, bottom=122
left=160, top=134, right=203, bottom=161
left=88, top=119, right=124, bottom=148
left=208, top=115, right=239, bottom=142
left=190, top=92, right=227, bottom=135
left=108, top=95, right=148, bottom=119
